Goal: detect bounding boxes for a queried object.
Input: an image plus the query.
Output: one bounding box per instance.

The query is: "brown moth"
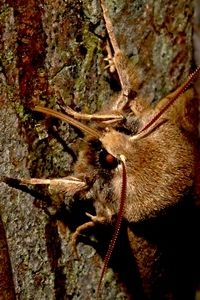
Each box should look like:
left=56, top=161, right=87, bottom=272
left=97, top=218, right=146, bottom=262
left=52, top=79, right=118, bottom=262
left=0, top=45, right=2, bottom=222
left=1, top=0, right=200, bottom=299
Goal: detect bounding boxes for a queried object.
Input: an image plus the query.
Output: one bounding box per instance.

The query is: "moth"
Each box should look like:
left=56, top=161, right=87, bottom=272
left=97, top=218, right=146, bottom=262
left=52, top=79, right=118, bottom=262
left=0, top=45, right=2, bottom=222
left=1, top=0, right=200, bottom=299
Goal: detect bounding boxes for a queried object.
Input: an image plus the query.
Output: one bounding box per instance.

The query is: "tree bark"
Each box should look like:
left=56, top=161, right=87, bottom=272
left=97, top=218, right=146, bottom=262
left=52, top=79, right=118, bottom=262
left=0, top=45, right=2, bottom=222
left=0, top=0, right=195, bottom=299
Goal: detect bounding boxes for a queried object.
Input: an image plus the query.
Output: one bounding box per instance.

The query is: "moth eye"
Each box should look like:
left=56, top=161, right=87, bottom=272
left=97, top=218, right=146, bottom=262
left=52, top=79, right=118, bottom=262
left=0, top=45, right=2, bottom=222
left=99, top=149, right=119, bottom=169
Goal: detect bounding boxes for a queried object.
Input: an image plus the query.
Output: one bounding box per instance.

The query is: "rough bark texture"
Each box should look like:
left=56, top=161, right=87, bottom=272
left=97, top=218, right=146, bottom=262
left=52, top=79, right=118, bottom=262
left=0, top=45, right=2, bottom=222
left=0, top=0, right=195, bottom=299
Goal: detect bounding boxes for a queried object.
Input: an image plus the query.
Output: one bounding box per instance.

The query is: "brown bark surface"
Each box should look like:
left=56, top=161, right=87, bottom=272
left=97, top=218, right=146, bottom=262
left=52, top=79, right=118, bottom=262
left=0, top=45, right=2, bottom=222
left=0, top=0, right=195, bottom=299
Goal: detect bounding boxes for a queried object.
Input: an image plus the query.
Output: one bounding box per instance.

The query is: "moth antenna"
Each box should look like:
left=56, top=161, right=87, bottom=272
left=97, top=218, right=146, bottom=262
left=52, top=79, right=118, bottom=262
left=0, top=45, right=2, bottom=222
left=32, top=105, right=102, bottom=139
left=138, top=66, right=200, bottom=134
left=97, top=155, right=127, bottom=296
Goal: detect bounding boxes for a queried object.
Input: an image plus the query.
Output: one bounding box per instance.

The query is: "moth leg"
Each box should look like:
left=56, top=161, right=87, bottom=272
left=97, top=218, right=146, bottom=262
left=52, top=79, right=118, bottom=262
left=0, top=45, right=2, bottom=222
left=85, top=212, right=107, bottom=224
left=63, top=106, right=123, bottom=123
left=71, top=214, right=107, bottom=257
left=101, top=0, right=131, bottom=96
left=100, top=0, right=142, bottom=112
left=70, top=221, right=96, bottom=257
left=0, top=176, right=87, bottom=196
left=104, top=40, right=116, bottom=73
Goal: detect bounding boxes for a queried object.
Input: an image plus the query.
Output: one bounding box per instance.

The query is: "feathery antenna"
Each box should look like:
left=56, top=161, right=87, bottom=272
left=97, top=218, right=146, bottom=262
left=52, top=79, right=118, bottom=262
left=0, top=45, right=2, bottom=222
left=138, top=66, right=200, bottom=134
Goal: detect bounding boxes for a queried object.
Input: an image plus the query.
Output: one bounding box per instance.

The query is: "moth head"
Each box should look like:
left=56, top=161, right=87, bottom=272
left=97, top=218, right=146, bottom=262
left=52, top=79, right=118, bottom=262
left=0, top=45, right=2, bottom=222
left=32, top=66, right=200, bottom=196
